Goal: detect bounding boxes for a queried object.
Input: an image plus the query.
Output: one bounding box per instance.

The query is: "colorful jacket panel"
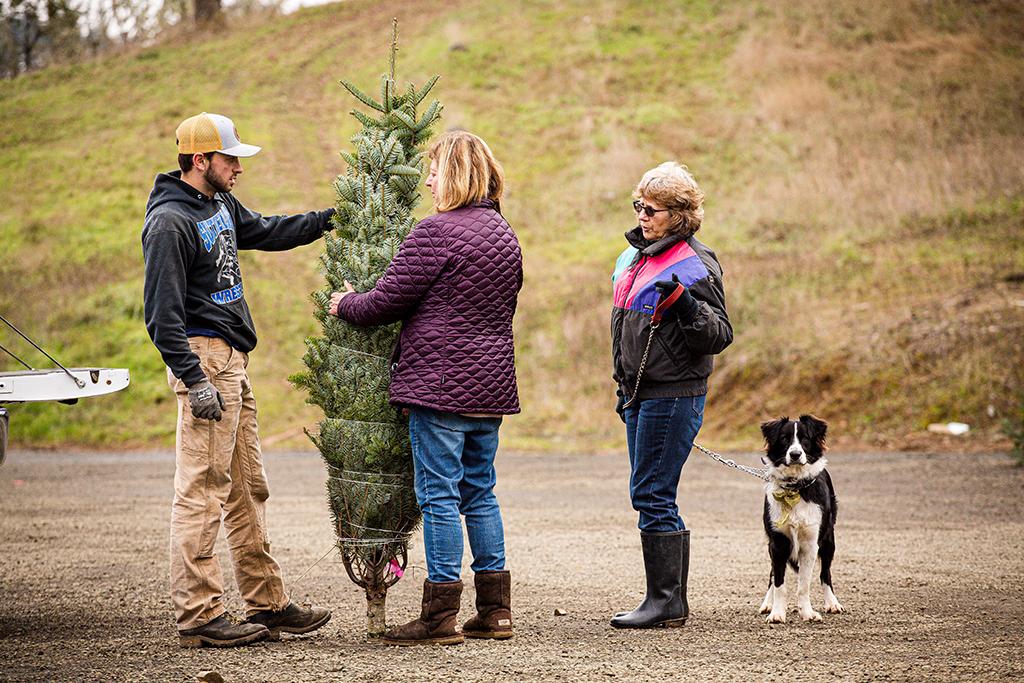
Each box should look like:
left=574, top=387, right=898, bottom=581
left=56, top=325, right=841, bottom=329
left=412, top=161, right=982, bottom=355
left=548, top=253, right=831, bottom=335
left=611, top=227, right=733, bottom=399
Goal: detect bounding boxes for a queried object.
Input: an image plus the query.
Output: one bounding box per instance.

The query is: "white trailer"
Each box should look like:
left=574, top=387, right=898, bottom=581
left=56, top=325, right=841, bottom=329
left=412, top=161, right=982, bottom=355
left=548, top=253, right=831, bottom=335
left=1, top=316, right=130, bottom=465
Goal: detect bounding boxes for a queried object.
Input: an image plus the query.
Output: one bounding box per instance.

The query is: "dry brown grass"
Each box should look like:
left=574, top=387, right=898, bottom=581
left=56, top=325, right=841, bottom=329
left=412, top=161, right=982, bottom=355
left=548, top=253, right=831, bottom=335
left=726, top=0, right=1024, bottom=228
left=509, top=0, right=1024, bottom=452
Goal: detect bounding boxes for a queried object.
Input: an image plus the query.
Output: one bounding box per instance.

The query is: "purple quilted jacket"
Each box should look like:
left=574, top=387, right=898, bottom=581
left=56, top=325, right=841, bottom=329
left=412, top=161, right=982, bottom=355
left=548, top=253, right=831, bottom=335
left=335, top=199, right=523, bottom=414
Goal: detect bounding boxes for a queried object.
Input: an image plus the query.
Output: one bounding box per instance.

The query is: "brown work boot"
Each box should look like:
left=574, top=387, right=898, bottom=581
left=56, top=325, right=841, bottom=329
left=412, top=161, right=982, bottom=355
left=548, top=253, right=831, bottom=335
left=382, top=579, right=464, bottom=646
left=462, top=570, right=513, bottom=639
left=246, top=602, right=331, bottom=640
left=178, top=612, right=269, bottom=648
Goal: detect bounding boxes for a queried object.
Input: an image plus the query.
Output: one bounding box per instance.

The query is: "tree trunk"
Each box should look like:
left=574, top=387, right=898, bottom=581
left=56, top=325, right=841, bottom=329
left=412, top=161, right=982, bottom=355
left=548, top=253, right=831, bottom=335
left=365, top=587, right=387, bottom=638
left=194, top=0, right=220, bottom=24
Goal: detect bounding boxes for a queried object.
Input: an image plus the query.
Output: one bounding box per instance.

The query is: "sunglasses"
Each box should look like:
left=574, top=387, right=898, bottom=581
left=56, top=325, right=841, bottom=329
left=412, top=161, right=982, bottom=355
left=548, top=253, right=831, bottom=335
left=633, top=200, right=671, bottom=218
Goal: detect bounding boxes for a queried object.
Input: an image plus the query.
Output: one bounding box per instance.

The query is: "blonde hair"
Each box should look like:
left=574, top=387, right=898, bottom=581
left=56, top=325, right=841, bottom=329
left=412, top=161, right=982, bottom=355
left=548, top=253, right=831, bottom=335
left=633, top=162, right=706, bottom=237
left=429, top=131, right=505, bottom=213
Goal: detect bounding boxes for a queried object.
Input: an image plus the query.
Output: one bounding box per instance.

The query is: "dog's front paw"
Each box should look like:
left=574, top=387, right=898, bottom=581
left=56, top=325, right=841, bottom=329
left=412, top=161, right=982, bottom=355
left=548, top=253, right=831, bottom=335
left=799, top=608, right=823, bottom=622
left=823, top=586, right=844, bottom=614
left=758, top=602, right=772, bottom=615
left=826, top=601, right=846, bottom=614
left=765, top=610, right=786, bottom=624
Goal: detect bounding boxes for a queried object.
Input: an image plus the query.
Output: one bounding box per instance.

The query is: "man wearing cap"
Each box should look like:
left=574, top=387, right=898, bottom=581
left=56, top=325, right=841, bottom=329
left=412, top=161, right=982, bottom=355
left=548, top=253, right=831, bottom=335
left=142, top=112, right=333, bottom=648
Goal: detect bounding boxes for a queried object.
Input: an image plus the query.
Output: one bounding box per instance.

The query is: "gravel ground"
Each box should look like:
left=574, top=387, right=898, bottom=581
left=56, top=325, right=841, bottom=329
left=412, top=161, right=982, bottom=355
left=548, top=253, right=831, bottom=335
left=1, top=446, right=1022, bottom=682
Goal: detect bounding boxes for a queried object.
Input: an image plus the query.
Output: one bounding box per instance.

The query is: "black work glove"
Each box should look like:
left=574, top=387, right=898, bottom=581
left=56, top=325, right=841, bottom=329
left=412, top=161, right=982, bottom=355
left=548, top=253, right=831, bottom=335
left=615, top=390, right=627, bottom=424
left=188, top=379, right=225, bottom=421
left=653, top=273, right=699, bottom=323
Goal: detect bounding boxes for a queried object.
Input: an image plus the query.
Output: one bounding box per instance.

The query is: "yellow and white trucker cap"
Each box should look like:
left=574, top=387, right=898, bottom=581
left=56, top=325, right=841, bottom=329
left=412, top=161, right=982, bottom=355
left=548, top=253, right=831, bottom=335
left=175, top=112, right=262, bottom=158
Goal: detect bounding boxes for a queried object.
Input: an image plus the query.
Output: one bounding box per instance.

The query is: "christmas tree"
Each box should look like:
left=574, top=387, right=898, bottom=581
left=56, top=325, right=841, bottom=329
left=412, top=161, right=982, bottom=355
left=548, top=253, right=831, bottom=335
left=291, top=21, right=442, bottom=637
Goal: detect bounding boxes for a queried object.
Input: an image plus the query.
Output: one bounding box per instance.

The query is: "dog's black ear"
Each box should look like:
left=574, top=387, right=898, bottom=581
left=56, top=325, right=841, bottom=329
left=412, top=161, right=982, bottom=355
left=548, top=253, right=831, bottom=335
left=800, top=414, right=828, bottom=449
left=761, top=416, right=789, bottom=445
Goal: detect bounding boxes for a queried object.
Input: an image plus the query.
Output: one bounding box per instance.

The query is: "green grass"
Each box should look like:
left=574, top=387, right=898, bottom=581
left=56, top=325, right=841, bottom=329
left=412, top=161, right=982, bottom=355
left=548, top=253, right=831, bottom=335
left=1, top=0, right=1023, bottom=454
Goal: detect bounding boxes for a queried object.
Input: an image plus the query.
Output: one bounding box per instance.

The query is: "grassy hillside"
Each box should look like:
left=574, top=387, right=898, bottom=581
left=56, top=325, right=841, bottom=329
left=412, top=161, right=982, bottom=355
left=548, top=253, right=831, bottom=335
left=1, top=0, right=1022, bottom=454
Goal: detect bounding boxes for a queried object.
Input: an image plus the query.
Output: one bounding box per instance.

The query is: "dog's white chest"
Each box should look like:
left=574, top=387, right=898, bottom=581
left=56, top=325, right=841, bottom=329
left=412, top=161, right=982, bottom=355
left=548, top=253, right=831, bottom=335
left=767, top=489, right=823, bottom=533
left=783, top=499, right=822, bottom=530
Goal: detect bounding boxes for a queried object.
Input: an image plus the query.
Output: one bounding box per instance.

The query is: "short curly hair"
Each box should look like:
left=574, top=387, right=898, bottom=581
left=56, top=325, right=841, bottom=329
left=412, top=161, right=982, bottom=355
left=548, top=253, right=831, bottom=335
left=632, top=162, right=706, bottom=238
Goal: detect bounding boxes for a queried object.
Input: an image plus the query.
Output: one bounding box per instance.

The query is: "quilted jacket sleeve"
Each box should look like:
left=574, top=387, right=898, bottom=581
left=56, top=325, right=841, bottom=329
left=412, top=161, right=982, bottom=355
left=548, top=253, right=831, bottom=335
left=335, top=218, right=449, bottom=326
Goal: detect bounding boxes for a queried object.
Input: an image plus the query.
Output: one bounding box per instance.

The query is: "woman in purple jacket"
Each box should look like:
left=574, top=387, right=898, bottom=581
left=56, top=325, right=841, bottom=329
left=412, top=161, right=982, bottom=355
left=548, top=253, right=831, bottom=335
left=329, top=131, right=522, bottom=646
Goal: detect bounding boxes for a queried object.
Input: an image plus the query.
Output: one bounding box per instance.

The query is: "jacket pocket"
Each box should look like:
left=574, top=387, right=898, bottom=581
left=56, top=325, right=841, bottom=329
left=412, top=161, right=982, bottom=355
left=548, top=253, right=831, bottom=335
left=650, top=324, right=693, bottom=377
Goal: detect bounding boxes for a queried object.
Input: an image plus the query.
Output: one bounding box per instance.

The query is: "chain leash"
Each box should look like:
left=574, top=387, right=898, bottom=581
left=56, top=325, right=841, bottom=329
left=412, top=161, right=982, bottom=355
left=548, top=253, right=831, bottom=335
left=623, top=280, right=685, bottom=409
left=692, top=443, right=770, bottom=482
left=622, top=321, right=658, bottom=409
left=621, top=286, right=767, bottom=483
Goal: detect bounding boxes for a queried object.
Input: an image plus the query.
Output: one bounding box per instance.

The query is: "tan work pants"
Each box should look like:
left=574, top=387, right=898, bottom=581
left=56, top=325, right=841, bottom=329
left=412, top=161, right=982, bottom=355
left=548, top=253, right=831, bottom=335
left=167, top=336, right=287, bottom=629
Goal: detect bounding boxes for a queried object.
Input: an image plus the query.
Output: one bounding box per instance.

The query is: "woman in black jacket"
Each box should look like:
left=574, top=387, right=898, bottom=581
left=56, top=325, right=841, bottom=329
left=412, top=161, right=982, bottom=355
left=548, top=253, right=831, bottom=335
left=609, top=162, right=733, bottom=628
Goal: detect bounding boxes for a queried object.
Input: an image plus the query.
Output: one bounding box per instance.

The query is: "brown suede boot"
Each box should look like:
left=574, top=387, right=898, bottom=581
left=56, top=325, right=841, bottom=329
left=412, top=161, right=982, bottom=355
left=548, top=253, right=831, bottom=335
left=462, top=570, right=513, bottom=639
left=382, top=579, right=464, bottom=646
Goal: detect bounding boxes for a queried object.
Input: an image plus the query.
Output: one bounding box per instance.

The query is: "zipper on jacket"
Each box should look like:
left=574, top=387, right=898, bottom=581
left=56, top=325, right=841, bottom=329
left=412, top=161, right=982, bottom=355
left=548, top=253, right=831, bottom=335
left=624, top=253, right=647, bottom=306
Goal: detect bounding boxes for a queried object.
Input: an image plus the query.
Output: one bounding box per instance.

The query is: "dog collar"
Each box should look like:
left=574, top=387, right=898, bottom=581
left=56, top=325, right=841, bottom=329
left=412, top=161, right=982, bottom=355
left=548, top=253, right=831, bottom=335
left=778, top=477, right=816, bottom=491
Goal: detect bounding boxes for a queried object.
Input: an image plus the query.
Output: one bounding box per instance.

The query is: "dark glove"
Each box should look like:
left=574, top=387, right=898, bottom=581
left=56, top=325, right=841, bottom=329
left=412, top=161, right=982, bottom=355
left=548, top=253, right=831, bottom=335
left=615, top=391, right=626, bottom=423
left=653, top=273, right=699, bottom=323
left=188, top=379, right=225, bottom=421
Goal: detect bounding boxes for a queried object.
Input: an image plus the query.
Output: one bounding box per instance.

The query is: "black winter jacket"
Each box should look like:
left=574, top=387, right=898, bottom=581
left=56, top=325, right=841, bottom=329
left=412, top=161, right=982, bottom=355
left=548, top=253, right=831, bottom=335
left=611, top=227, right=732, bottom=400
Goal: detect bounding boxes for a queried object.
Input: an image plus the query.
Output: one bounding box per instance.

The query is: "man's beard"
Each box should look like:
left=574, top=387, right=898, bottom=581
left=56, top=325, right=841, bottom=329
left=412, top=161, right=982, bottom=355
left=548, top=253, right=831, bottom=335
left=203, top=165, right=234, bottom=194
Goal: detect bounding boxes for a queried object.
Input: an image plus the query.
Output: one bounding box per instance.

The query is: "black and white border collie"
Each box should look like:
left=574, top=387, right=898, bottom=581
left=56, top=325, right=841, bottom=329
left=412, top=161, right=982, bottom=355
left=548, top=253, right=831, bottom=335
left=759, top=415, right=845, bottom=623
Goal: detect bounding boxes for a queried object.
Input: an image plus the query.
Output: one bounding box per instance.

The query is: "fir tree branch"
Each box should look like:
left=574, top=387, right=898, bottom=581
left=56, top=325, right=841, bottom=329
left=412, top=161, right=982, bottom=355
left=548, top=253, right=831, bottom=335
left=412, top=74, right=440, bottom=105
left=341, top=79, right=385, bottom=112
left=414, top=100, right=443, bottom=132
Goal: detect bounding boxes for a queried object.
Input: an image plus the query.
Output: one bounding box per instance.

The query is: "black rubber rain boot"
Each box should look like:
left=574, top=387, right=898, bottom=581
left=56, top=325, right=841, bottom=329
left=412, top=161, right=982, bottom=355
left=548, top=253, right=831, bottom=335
left=610, top=530, right=686, bottom=629
left=679, top=529, right=690, bottom=622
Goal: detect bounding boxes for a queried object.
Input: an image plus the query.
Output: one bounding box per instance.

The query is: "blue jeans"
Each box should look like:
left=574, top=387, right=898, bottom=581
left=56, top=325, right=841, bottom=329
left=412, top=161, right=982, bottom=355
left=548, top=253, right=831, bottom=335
left=623, top=395, right=706, bottom=533
left=409, top=406, right=506, bottom=582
